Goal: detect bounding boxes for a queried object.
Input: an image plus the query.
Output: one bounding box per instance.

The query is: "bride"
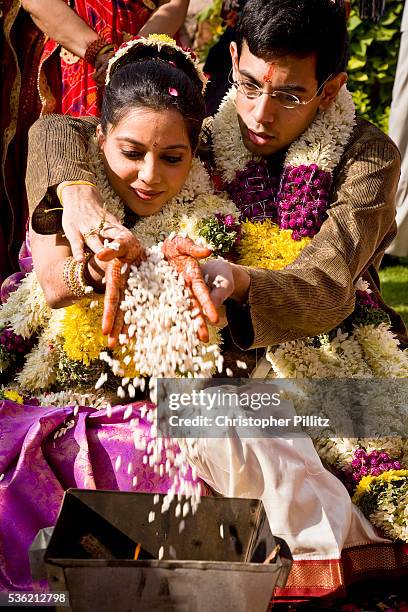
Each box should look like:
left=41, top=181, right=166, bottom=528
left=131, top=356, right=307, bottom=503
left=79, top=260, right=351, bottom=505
left=0, top=34, right=237, bottom=592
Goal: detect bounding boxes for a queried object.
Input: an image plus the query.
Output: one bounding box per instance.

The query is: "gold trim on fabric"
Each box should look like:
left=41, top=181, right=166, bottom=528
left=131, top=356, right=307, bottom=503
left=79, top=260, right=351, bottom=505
left=1, top=0, right=23, bottom=196
left=284, top=560, right=344, bottom=590
left=142, top=0, right=157, bottom=10
left=344, top=543, right=408, bottom=574
left=38, top=40, right=58, bottom=116
left=272, top=543, right=408, bottom=599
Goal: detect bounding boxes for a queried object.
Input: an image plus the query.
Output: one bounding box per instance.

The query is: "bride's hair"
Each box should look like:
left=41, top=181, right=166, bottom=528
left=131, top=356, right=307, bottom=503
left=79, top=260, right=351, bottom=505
left=101, top=44, right=206, bottom=150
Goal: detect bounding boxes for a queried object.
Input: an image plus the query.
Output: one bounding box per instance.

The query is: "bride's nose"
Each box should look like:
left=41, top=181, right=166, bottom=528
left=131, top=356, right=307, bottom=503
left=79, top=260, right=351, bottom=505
left=138, top=154, right=161, bottom=185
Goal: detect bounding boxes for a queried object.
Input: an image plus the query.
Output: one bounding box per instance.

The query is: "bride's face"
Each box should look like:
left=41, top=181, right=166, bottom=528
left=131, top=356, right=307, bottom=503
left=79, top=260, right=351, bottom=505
left=97, top=107, right=193, bottom=216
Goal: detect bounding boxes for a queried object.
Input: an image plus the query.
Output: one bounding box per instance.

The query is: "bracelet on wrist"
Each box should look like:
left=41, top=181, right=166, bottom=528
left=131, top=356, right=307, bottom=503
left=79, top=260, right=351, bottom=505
left=84, top=37, right=111, bottom=67
left=56, top=180, right=96, bottom=204
left=63, top=252, right=93, bottom=298
left=96, top=43, right=115, bottom=60
left=83, top=254, right=105, bottom=294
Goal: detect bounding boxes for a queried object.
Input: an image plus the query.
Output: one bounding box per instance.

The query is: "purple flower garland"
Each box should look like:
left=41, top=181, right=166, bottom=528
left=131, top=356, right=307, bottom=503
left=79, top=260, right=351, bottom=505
left=356, top=289, right=380, bottom=309
left=226, top=160, right=279, bottom=223
left=278, top=164, right=332, bottom=240
left=341, top=447, right=402, bottom=493
left=225, top=160, right=332, bottom=240
left=0, top=327, right=31, bottom=354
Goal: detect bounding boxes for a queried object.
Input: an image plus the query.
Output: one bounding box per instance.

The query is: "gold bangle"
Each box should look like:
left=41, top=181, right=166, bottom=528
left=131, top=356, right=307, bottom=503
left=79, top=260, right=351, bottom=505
left=63, top=253, right=92, bottom=298
left=84, top=37, right=110, bottom=67
left=96, top=43, right=115, bottom=59
left=56, top=180, right=96, bottom=203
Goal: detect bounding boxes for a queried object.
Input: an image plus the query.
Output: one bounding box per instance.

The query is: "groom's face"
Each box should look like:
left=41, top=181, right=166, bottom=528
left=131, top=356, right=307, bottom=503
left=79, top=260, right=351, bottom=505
left=230, top=42, right=325, bottom=157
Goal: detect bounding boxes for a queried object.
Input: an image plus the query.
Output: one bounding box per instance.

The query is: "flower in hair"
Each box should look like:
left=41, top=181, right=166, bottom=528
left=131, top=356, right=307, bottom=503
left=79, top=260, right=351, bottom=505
left=105, top=34, right=208, bottom=92
left=168, top=87, right=178, bottom=97
left=180, top=46, right=197, bottom=61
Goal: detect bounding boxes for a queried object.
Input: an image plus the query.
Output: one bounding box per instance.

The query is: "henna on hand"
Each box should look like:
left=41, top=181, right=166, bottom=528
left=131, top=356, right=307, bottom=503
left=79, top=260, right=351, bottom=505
left=101, top=258, right=128, bottom=348
left=97, top=230, right=145, bottom=265
left=99, top=235, right=145, bottom=348
left=163, top=236, right=219, bottom=341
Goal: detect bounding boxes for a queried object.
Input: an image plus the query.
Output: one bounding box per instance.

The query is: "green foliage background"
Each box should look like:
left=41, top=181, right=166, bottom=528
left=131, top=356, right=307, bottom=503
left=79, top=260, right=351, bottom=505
left=346, top=0, right=403, bottom=132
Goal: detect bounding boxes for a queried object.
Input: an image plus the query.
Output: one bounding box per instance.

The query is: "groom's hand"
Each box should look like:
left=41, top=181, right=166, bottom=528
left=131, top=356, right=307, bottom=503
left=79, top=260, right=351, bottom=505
left=200, top=259, right=251, bottom=307
left=163, top=236, right=219, bottom=342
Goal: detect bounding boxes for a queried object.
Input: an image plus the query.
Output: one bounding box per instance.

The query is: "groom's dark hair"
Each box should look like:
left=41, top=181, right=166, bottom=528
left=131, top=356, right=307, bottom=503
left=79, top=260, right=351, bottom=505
left=236, top=0, right=349, bottom=86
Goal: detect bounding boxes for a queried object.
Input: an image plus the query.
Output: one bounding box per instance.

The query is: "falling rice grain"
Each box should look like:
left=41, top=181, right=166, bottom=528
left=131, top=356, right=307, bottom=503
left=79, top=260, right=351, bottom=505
left=117, top=386, right=125, bottom=399
left=169, top=546, right=177, bottom=559
left=95, top=372, right=108, bottom=390
left=236, top=360, right=247, bottom=370
left=123, top=405, right=133, bottom=420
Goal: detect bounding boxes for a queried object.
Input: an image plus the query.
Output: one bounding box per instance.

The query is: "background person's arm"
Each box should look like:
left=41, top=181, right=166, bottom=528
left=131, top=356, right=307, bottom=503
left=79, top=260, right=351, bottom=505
left=139, top=0, right=190, bottom=37
left=20, top=0, right=99, bottom=58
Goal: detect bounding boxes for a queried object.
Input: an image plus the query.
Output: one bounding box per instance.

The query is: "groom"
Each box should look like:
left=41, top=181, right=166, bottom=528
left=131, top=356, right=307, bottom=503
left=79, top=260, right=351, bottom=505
left=26, top=0, right=407, bottom=348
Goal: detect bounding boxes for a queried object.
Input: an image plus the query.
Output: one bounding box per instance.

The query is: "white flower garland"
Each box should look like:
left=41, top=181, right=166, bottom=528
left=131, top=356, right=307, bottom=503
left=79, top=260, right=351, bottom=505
left=266, top=324, right=408, bottom=381
left=210, top=89, right=255, bottom=183
left=211, top=84, right=356, bottom=182
left=0, top=271, right=51, bottom=338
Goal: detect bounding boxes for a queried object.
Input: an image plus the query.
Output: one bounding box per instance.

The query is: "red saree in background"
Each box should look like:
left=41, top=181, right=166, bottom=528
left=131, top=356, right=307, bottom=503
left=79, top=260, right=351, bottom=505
left=38, top=0, right=158, bottom=117
left=0, top=1, right=44, bottom=280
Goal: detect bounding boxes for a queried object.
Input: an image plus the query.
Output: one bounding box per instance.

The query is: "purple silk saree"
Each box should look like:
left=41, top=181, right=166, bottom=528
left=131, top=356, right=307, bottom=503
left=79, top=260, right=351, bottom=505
left=0, top=399, right=178, bottom=591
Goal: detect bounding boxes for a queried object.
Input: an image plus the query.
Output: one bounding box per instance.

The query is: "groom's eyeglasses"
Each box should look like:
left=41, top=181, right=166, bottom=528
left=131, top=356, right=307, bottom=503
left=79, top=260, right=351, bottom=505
left=228, top=70, right=332, bottom=109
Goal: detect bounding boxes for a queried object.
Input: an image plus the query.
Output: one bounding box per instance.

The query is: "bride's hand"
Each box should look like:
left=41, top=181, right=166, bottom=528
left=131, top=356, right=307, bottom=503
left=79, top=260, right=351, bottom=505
left=163, top=236, right=219, bottom=342
left=60, top=182, right=135, bottom=261
left=97, top=236, right=145, bottom=349
left=100, top=258, right=128, bottom=349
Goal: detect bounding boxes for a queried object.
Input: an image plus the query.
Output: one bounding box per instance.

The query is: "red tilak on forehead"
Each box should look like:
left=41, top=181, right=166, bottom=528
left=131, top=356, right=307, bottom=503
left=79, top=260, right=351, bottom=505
left=263, top=63, right=276, bottom=83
